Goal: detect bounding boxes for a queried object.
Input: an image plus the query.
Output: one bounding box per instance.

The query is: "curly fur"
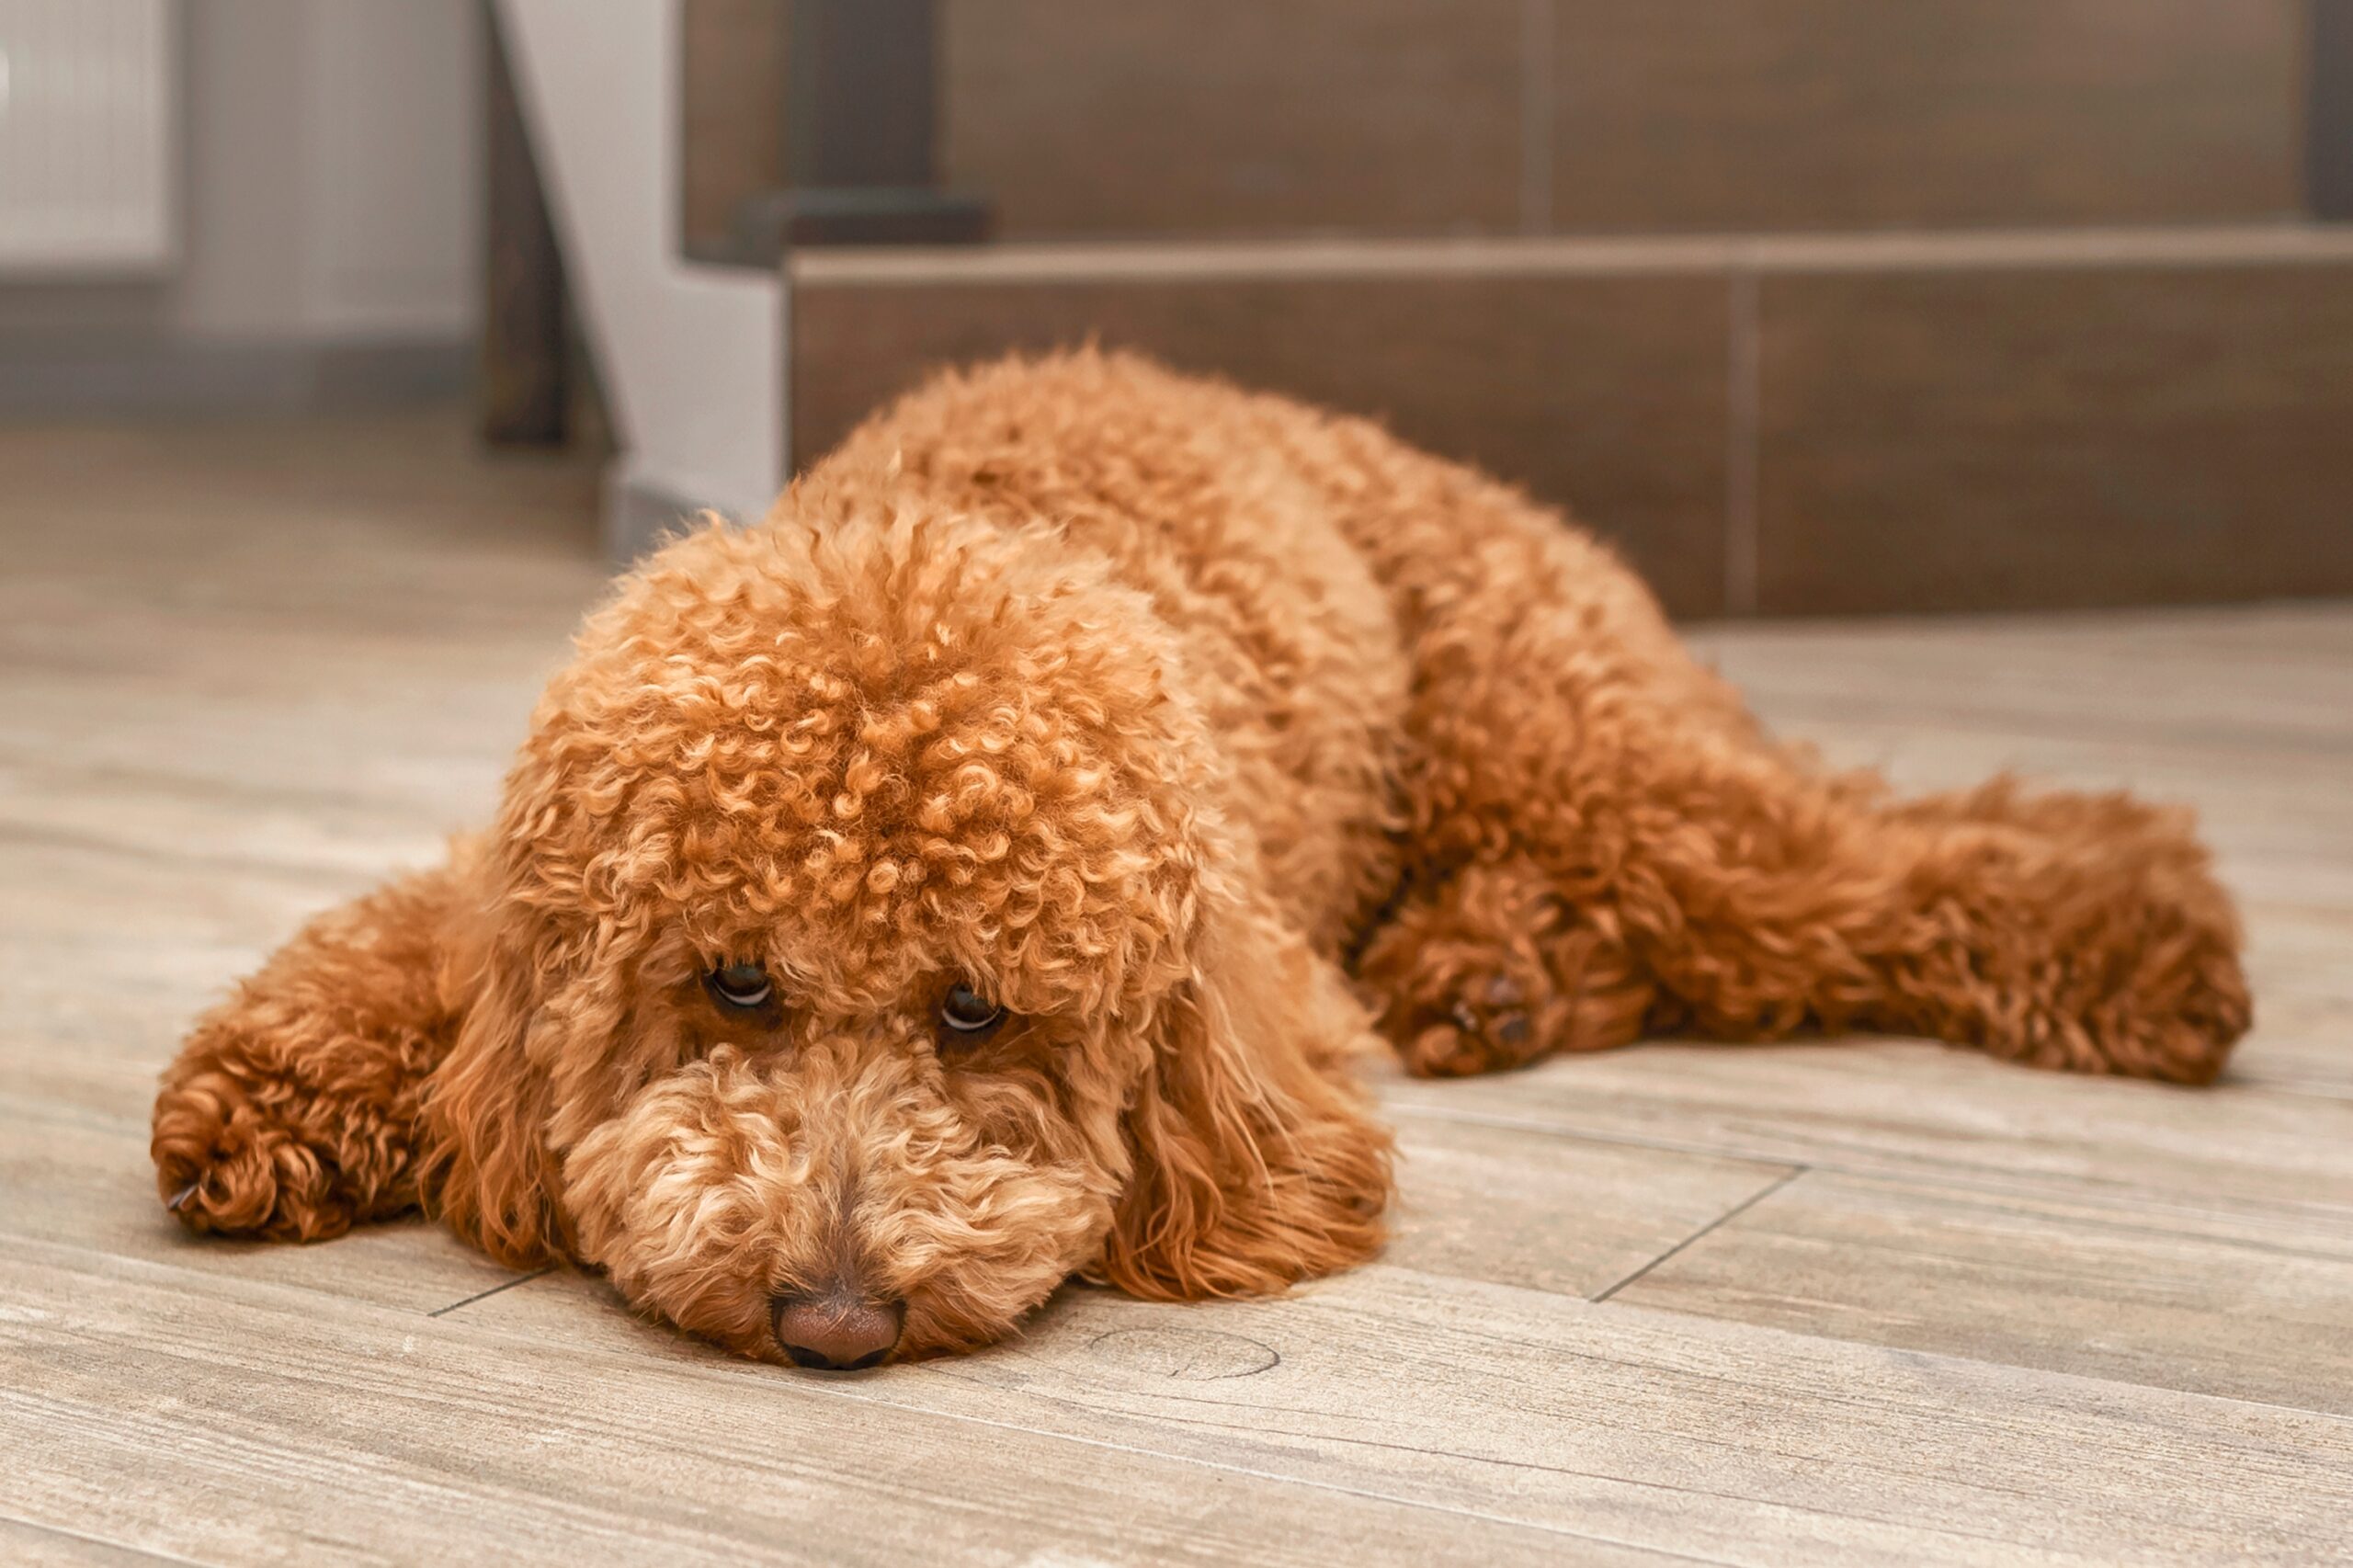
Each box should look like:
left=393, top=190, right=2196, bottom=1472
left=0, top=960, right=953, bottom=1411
left=153, top=350, right=2250, bottom=1363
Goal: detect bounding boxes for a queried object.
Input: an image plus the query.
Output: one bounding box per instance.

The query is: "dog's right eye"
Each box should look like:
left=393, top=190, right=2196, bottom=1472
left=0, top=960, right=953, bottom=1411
left=703, top=962, right=774, bottom=1011
left=936, top=983, right=1006, bottom=1046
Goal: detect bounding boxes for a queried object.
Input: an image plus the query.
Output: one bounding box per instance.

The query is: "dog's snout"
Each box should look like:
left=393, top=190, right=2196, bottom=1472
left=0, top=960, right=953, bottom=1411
left=770, top=1289, right=905, bottom=1370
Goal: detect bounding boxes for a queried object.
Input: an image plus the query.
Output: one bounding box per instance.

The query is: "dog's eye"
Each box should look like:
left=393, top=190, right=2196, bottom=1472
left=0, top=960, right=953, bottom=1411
left=937, top=983, right=1005, bottom=1042
left=703, top=962, right=774, bottom=1011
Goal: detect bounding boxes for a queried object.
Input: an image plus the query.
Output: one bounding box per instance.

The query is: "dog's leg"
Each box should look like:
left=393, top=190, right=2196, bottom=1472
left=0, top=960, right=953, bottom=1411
left=1377, top=518, right=2246, bottom=1083
left=1531, top=733, right=2248, bottom=1083
left=152, top=850, right=476, bottom=1240
left=1354, top=858, right=1661, bottom=1077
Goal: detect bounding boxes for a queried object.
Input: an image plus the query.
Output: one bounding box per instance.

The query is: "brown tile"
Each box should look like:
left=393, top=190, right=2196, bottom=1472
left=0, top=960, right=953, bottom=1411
left=1756, top=263, right=2353, bottom=616
left=1612, top=1172, right=2353, bottom=1415
left=2315, top=0, right=2353, bottom=220
left=1385, top=1112, right=1792, bottom=1300
left=790, top=270, right=1731, bottom=615
left=1552, top=0, right=2302, bottom=231
left=679, top=0, right=788, bottom=249
left=940, top=0, right=1527, bottom=238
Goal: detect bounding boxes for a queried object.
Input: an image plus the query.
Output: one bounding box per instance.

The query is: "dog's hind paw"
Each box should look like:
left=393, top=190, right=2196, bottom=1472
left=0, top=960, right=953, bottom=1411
left=2007, top=947, right=2252, bottom=1085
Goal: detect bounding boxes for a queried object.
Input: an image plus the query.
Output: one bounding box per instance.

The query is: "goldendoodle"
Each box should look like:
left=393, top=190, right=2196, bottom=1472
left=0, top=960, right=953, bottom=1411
left=153, top=350, right=2249, bottom=1368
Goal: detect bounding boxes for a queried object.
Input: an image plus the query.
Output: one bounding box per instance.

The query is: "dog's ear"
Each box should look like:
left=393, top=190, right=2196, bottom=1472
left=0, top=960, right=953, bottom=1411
left=1101, top=886, right=1392, bottom=1299
left=417, top=903, right=568, bottom=1267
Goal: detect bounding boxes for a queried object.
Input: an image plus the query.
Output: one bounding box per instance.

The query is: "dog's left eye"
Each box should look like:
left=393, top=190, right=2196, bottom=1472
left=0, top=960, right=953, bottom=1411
left=703, top=962, right=774, bottom=1011
left=938, top=983, right=1005, bottom=1040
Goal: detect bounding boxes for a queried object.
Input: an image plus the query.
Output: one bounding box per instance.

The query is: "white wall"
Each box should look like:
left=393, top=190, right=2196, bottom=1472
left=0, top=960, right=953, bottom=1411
left=293, top=0, right=482, bottom=339
left=0, top=0, right=482, bottom=346
left=497, top=0, right=783, bottom=525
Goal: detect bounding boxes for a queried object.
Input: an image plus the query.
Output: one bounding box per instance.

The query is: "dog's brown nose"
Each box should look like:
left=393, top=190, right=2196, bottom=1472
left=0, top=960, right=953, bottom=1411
left=770, top=1290, right=904, bottom=1370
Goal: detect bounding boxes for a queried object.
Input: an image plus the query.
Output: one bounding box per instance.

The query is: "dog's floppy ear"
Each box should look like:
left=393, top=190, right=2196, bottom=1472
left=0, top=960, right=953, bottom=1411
left=1101, top=886, right=1393, bottom=1299
left=418, top=717, right=640, bottom=1267
left=416, top=904, right=568, bottom=1267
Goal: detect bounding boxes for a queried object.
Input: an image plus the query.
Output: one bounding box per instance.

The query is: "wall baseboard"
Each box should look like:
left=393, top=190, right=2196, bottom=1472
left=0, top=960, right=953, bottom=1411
left=603, top=466, right=722, bottom=564
left=791, top=226, right=2353, bottom=619
left=0, top=336, right=472, bottom=419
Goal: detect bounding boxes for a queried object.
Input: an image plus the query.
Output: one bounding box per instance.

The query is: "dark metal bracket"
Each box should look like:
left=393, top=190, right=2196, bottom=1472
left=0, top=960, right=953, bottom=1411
left=716, top=0, right=991, bottom=259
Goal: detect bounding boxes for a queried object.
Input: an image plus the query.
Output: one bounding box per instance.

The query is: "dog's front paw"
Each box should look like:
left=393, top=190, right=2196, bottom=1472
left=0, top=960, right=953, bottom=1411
left=152, top=1070, right=357, bottom=1242
left=1365, top=919, right=1659, bottom=1080
left=1395, top=972, right=1540, bottom=1078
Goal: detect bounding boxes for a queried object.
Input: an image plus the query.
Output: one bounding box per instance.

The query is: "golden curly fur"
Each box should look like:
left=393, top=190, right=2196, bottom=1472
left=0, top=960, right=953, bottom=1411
left=153, top=350, right=2250, bottom=1365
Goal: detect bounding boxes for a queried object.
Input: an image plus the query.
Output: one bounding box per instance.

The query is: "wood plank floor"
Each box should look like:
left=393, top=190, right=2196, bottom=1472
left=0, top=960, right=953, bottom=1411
left=2, top=413, right=2348, bottom=1566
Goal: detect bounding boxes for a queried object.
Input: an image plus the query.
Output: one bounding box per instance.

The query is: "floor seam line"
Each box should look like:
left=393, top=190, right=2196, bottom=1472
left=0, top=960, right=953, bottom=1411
left=0, top=1506, right=212, bottom=1568
left=1592, top=1167, right=1808, bottom=1303
left=426, top=1264, right=555, bottom=1318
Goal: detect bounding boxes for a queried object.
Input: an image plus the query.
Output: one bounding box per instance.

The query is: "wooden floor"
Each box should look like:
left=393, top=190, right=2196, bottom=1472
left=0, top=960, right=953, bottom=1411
left=4, top=413, right=2350, bottom=1566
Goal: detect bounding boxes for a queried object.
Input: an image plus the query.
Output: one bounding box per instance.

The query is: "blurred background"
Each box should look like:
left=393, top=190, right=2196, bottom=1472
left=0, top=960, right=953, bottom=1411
left=2, top=0, right=2349, bottom=619
left=6, top=18, right=2352, bottom=1550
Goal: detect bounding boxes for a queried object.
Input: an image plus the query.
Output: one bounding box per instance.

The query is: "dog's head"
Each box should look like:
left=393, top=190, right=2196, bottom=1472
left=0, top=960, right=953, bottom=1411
left=421, top=505, right=1388, bottom=1364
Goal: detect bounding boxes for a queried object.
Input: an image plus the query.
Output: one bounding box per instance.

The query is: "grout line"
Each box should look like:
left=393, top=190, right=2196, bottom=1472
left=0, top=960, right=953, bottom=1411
left=2312, top=0, right=2353, bottom=220
left=779, top=258, right=799, bottom=475
left=1391, top=1090, right=2353, bottom=1229
left=1518, top=0, right=1556, bottom=234
left=426, top=1264, right=556, bottom=1318
left=0, top=1510, right=206, bottom=1568
left=791, top=222, right=2353, bottom=288
left=1826, top=1170, right=2353, bottom=1265
left=1723, top=268, right=1762, bottom=617
left=1591, top=1167, right=1807, bottom=1302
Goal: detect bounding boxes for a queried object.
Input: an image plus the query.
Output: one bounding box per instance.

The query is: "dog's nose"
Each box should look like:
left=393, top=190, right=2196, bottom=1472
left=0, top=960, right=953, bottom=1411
left=770, top=1289, right=905, bottom=1369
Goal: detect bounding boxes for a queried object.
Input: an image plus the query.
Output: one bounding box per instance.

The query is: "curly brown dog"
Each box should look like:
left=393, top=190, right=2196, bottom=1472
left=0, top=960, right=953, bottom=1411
left=153, top=349, right=2250, bottom=1368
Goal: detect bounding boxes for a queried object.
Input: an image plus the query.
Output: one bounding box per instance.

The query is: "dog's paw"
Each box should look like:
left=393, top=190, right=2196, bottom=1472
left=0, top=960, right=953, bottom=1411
left=1367, top=914, right=1660, bottom=1079
left=152, top=1070, right=358, bottom=1242
left=1396, top=972, right=1540, bottom=1078
left=1978, top=867, right=2252, bottom=1085
left=2049, top=944, right=2251, bottom=1085
left=2107, top=996, right=2247, bottom=1085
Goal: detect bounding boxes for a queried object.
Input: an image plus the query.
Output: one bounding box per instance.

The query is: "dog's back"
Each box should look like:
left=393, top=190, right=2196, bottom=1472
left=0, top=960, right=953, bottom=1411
left=801, top=348, right=1729, bottom=951
left=804, top=349, right=1423, bottom=949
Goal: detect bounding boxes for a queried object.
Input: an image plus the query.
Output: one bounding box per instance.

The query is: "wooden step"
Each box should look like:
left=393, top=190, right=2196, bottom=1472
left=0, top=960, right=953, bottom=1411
left=786, top=224, right=2353, bottom=619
